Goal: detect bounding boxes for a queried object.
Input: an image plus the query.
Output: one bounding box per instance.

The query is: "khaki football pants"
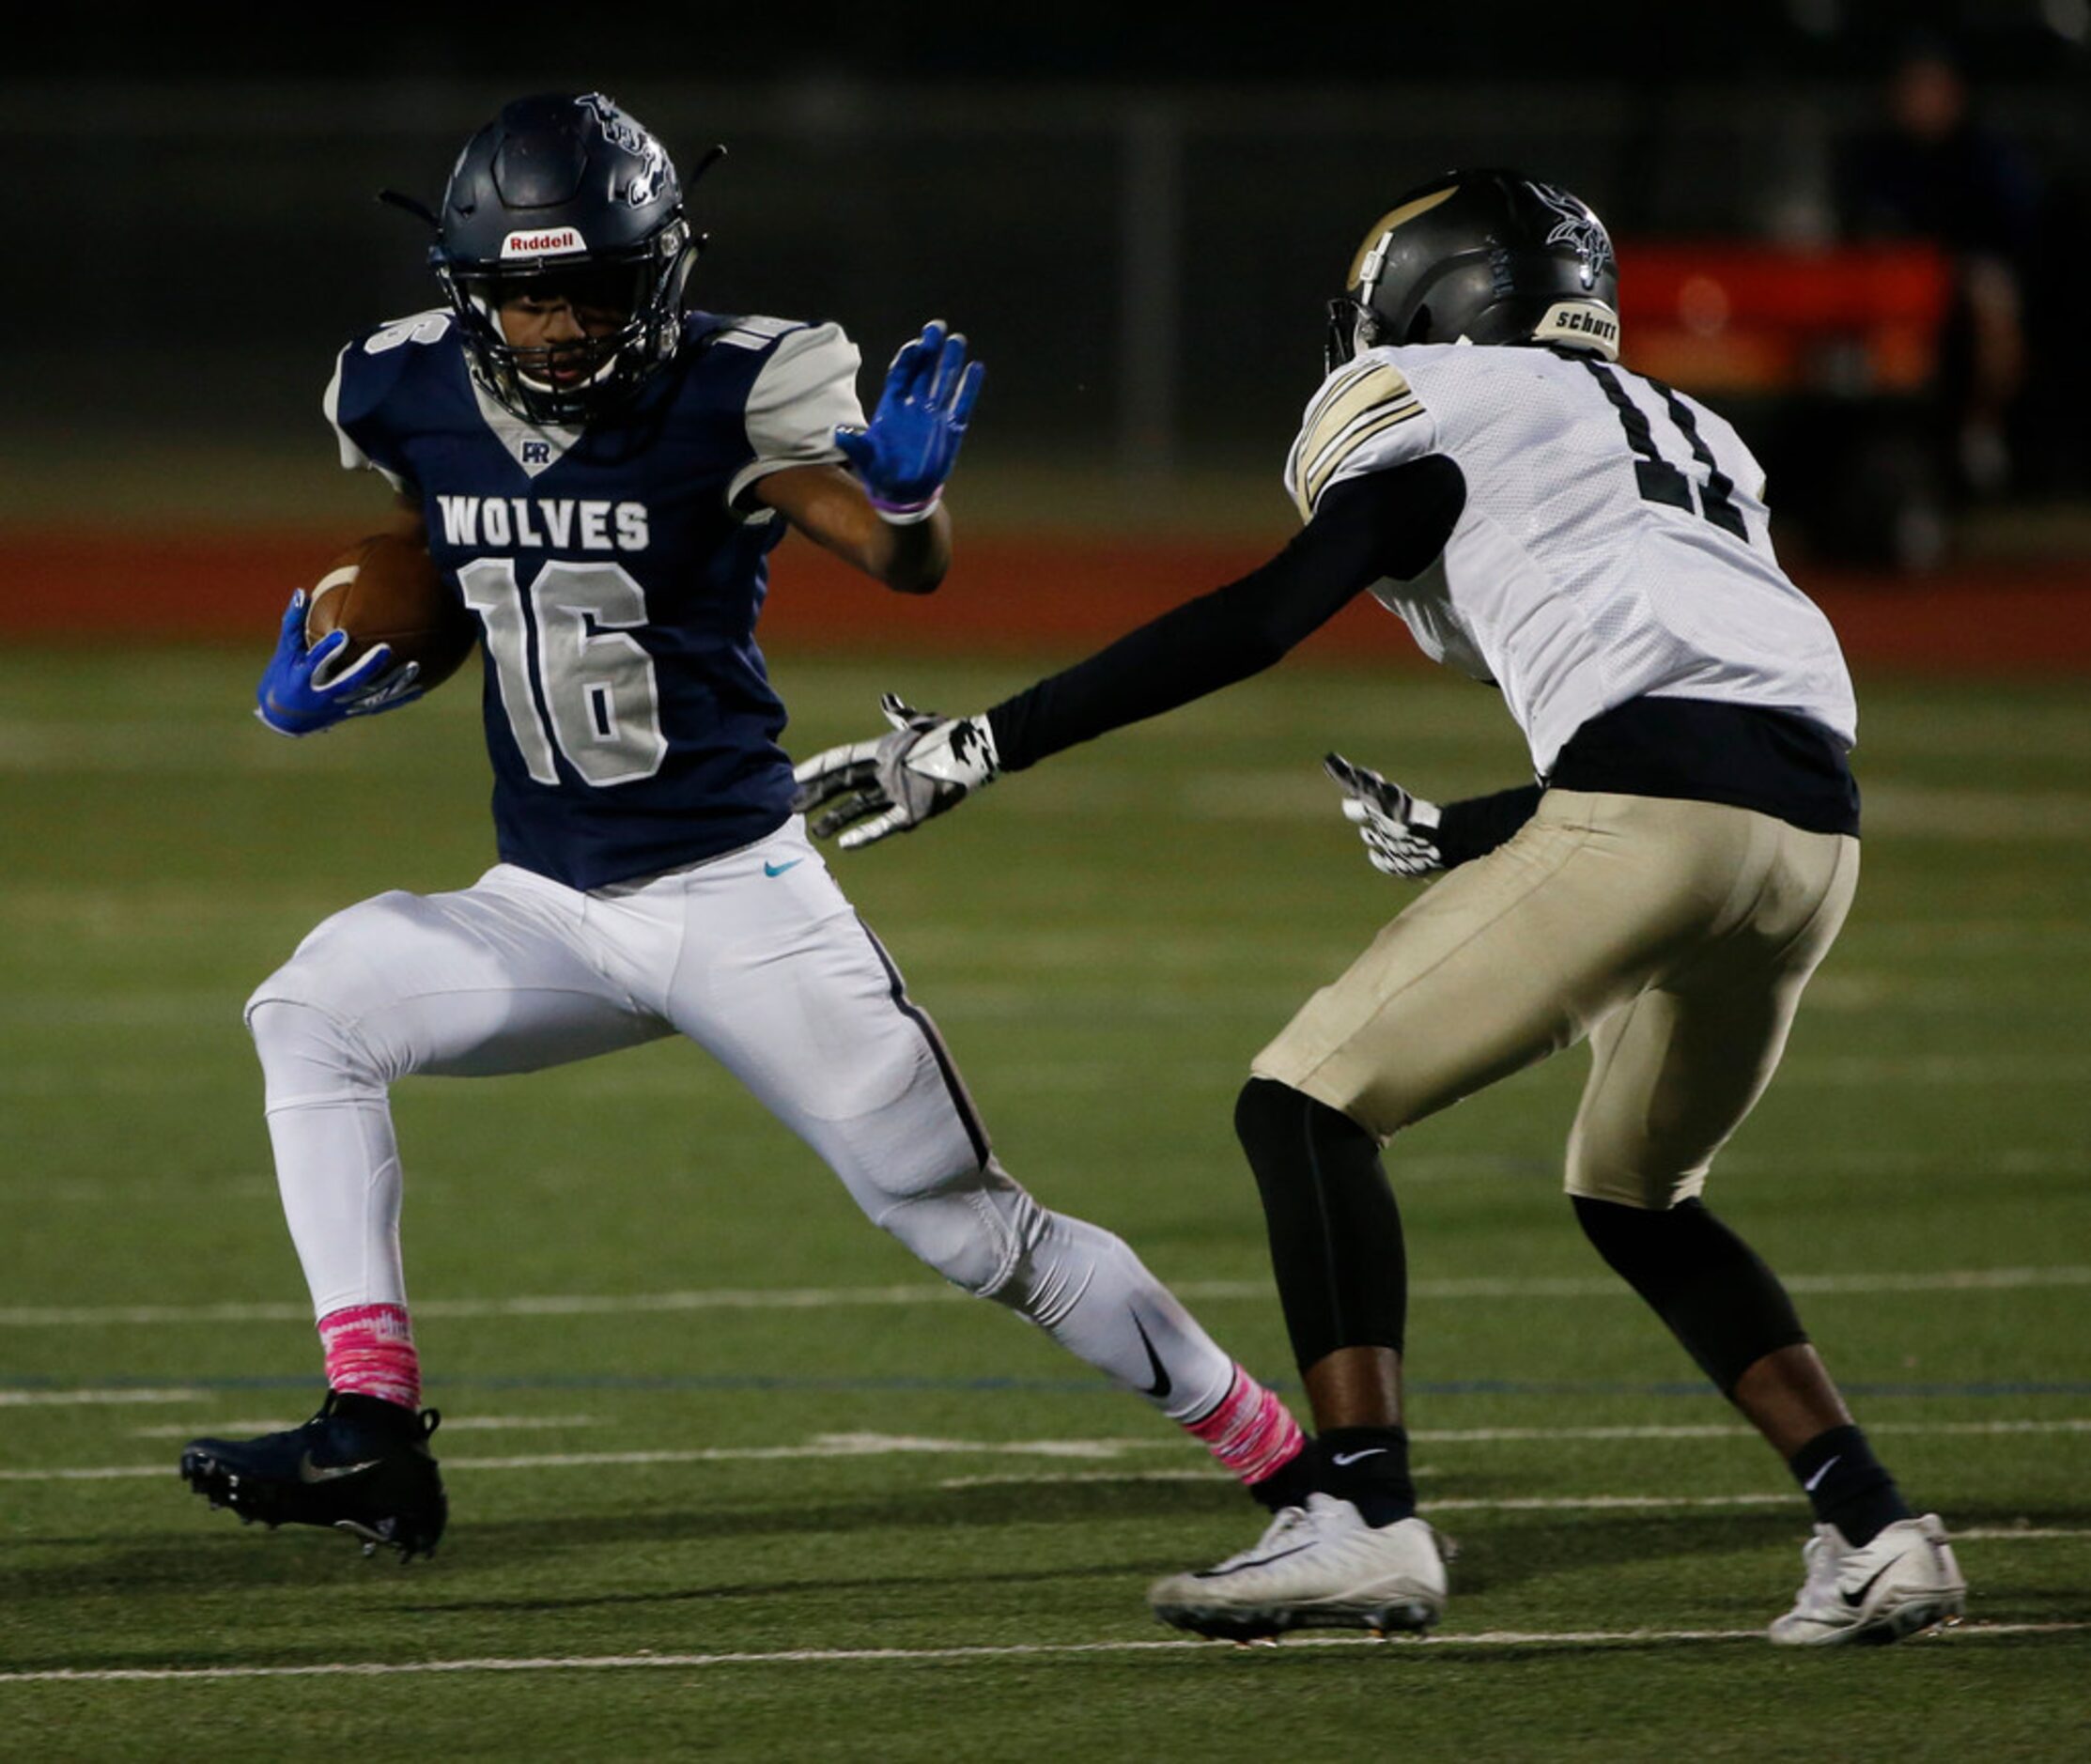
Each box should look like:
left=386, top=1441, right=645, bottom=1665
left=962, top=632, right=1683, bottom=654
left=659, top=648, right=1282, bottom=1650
left=1252, top=790, right=1860, bottom=1209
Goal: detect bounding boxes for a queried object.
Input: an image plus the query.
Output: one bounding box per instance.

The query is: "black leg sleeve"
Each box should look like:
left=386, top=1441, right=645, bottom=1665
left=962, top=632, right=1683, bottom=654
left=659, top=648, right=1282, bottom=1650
left=1234, top=1077, right=1408, bottom=1372
left=1572, top=1195, right=1809, bottom=1397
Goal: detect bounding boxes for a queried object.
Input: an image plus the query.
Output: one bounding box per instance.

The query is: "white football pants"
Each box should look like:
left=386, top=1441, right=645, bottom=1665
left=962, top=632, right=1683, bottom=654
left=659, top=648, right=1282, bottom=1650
left=244, top=815, right=1233, bottom=1423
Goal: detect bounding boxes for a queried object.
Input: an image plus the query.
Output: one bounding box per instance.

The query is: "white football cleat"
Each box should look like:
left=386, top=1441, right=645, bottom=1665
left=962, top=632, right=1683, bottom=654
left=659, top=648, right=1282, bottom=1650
left=1768, top=1513, right=1966, bottom=1647
left=1149, top=1493, right=1448, bottom=1641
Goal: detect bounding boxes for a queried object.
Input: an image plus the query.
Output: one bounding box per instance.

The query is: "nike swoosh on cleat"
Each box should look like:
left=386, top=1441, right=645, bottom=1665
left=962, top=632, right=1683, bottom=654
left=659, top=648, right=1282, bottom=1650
left=1130, top=1315, right=1172, bottom=1401
left=1194, top=1543, right=1316, bottom=1579
left=298, top=1453, right=383, bottom=1484
left=1330, top=1448, right=1387, bottom=1467
left=763, top=859, right=804, bottom=877
left=1840, top=1558, right=1902, bottom=1610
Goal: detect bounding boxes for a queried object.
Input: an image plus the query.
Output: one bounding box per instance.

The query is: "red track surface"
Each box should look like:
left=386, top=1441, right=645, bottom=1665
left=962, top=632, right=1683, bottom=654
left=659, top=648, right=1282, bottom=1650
left=5, top=528, right=2086, bottom=672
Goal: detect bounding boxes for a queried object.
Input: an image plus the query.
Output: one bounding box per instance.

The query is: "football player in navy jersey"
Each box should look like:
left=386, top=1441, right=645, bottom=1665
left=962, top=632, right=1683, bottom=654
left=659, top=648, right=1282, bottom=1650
left=181, top=93, right=1312, bottom=1561
left=795, top=171, right=1965, bottom=1647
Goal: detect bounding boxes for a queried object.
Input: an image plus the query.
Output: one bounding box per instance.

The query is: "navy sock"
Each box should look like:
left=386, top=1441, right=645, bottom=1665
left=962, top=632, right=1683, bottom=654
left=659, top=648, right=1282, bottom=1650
left=1788, top=1423, right=1912, bottom=1546
left=1247, top=1449, right=1320, bottom=1513
left=1316, top=1426, right=1416, bottom=1527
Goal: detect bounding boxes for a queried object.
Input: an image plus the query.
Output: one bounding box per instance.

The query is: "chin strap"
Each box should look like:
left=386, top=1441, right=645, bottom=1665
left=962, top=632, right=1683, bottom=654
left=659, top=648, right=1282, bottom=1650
left=1324, top=297, right=1360, bottom=374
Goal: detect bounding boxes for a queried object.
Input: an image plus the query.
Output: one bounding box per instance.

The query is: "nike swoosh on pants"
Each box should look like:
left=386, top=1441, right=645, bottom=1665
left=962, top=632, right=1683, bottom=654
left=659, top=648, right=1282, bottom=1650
left=1130, top=1315, right=1172, bottom=1401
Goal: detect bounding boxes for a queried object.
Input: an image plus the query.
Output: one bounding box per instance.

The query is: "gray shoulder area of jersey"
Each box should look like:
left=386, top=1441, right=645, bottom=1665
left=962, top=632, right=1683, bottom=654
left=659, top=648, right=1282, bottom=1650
left=723, top=317, right=869, bottom=524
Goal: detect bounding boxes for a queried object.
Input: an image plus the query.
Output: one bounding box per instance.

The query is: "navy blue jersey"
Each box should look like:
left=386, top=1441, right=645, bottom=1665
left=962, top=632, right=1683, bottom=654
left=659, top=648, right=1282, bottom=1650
left=324, top=308, right=865, bottom=889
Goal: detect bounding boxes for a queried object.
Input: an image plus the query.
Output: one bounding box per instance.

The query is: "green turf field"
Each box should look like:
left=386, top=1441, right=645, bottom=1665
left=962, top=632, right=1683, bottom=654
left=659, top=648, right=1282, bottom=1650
left=2, top=646, right=2086, bottom=1760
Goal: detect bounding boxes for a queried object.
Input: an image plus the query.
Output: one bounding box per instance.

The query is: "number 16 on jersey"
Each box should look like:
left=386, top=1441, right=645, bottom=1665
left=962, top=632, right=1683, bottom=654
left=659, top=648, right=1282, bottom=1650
left=458, top=559, right=670, bottom=788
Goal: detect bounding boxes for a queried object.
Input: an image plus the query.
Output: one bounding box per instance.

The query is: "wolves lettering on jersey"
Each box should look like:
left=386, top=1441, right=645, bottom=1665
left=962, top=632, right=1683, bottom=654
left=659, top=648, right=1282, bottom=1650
left=1281, top=342, right=1857, bottom=778
left=326, top=308, right=866, bottom=890
left=432, top=495, right=649, bottom=552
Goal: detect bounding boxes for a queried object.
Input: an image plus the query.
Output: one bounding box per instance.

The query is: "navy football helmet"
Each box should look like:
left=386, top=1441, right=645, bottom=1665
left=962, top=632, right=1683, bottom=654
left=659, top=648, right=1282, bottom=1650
left=1325, top=169, right=1621, bottom=373
left=423, top=93, right=719, bottom=425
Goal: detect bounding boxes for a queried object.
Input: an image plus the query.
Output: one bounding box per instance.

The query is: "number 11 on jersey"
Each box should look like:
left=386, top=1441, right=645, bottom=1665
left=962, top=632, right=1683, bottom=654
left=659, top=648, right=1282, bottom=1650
left=1583, top=360, right=1752, bottom=543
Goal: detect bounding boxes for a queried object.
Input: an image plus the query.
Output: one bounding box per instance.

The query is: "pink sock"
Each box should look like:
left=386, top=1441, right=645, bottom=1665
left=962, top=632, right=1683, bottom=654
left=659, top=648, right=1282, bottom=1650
left=318, top=1303, right=421, bottom=1410
left=1186, top=1364, right=1307, bottom=1488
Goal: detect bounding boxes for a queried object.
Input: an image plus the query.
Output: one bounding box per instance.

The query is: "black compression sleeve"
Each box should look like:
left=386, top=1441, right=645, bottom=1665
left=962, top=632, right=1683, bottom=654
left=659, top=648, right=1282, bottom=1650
left=1434, top=783, right=1544, bottom=867
left=984, top=456, right=1465, bottom=773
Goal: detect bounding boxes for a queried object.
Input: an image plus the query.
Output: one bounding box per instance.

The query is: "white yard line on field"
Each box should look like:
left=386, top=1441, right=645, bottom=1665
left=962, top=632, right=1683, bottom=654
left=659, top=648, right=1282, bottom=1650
left=2, top=1623, right=2081, bottom=1684
left=933, top=1478, right=2091, bottom=1527
left=0, top=1389, right=209, bottom=1407
left=126, top=1415, right=600, bottom=1439
left=5, top=1263, right=2086, bottom=1329
left=15, top=1051, right=2091, bottom=1096
left=9, top=1416, right=2087, bottom=1485
left=927, top=1478, right=1816, bottom=1506
left=1412, top=1419, right=2091, bottom=1442
left=0, top=1432, right=1161, bottom=1482
left=1782, top=1056, right=2091, bottom=1086
left=1951, top=1528, right=2091, bottom=1540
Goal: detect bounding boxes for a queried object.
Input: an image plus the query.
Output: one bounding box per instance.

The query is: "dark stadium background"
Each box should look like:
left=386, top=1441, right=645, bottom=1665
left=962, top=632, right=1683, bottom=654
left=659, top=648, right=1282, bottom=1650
left=3, top=0, right=2085, bottom=632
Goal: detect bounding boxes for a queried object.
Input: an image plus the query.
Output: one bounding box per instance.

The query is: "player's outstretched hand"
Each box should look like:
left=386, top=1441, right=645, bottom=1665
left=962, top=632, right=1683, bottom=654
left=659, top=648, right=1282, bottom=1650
left=834, top=321, right=984, bottom=522
left=255, top=589, right=424, bottom=736
left=792, top=694, right=1000, bottom=850
left=1324, top=751, right=1447, bottom=877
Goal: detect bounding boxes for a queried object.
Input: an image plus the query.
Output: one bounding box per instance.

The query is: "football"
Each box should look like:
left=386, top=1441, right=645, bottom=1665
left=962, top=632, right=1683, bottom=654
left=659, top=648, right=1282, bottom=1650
left=305, top=534, right=476, bottom=692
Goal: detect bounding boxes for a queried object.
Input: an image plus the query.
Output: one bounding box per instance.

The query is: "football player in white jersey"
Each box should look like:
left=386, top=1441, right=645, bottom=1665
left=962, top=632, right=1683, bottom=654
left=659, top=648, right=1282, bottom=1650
left=793, top=169, right=1966, bottom=1647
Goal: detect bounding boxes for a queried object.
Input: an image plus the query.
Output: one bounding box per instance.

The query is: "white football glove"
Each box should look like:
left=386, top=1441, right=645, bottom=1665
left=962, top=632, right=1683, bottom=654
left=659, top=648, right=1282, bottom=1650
left=792, top=693, right=999, bottom=850
left=1324, top=751, right=1446, bottom=878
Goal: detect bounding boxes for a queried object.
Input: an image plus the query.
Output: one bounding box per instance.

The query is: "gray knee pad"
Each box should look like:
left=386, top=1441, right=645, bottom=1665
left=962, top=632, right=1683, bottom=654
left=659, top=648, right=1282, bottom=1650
left=246, top=998, right=386, bottom=1107
left=874, top=1160, right=1046, bottom=1298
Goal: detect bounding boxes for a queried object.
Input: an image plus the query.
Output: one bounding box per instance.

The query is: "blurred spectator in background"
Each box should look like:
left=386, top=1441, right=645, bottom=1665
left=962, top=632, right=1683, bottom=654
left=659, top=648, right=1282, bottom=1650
left=1843, top=40, right=2040, bottom=503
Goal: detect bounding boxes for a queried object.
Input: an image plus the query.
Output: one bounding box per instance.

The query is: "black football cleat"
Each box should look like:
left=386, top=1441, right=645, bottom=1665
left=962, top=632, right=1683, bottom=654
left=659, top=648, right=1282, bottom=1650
left=179, top=1390, right=447, bottom=1561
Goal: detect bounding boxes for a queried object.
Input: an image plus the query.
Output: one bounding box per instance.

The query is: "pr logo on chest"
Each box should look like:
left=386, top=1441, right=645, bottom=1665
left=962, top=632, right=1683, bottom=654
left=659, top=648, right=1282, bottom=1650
left=434, top=495, right=650, bottom=553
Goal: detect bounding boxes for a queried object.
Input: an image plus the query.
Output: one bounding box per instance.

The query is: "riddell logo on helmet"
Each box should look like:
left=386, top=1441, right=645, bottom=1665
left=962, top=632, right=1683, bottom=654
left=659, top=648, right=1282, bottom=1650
left=500, top=228, right=587, bottom=259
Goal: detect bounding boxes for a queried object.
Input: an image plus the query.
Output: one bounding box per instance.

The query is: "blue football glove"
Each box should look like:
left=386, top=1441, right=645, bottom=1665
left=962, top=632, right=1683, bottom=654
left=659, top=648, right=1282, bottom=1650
left=255, top=589, right=423, bottom=736
left=834, top=320, right=984, bottom=522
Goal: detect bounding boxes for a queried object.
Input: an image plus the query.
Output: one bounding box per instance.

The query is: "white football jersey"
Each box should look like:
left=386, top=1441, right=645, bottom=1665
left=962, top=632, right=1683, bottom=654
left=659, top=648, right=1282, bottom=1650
left=1282, top=343, right=1857, bottom=776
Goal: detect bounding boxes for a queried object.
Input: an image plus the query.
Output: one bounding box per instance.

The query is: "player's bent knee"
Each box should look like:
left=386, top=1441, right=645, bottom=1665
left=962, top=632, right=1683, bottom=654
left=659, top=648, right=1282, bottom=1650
left=873, top=1163, right=1043, bottom=1297
left=801, top=1048, right=988, bottom=1204
left=245, top=936, right=389, bottom=1094
left=1572, top=1194, right=1807, bottom=1397
left=246, top=998, right=386, bottom=1106
left=1564, top=1154, right=1709, bottom=1211
left=1234, top=1076, right=1377, bottom=1178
